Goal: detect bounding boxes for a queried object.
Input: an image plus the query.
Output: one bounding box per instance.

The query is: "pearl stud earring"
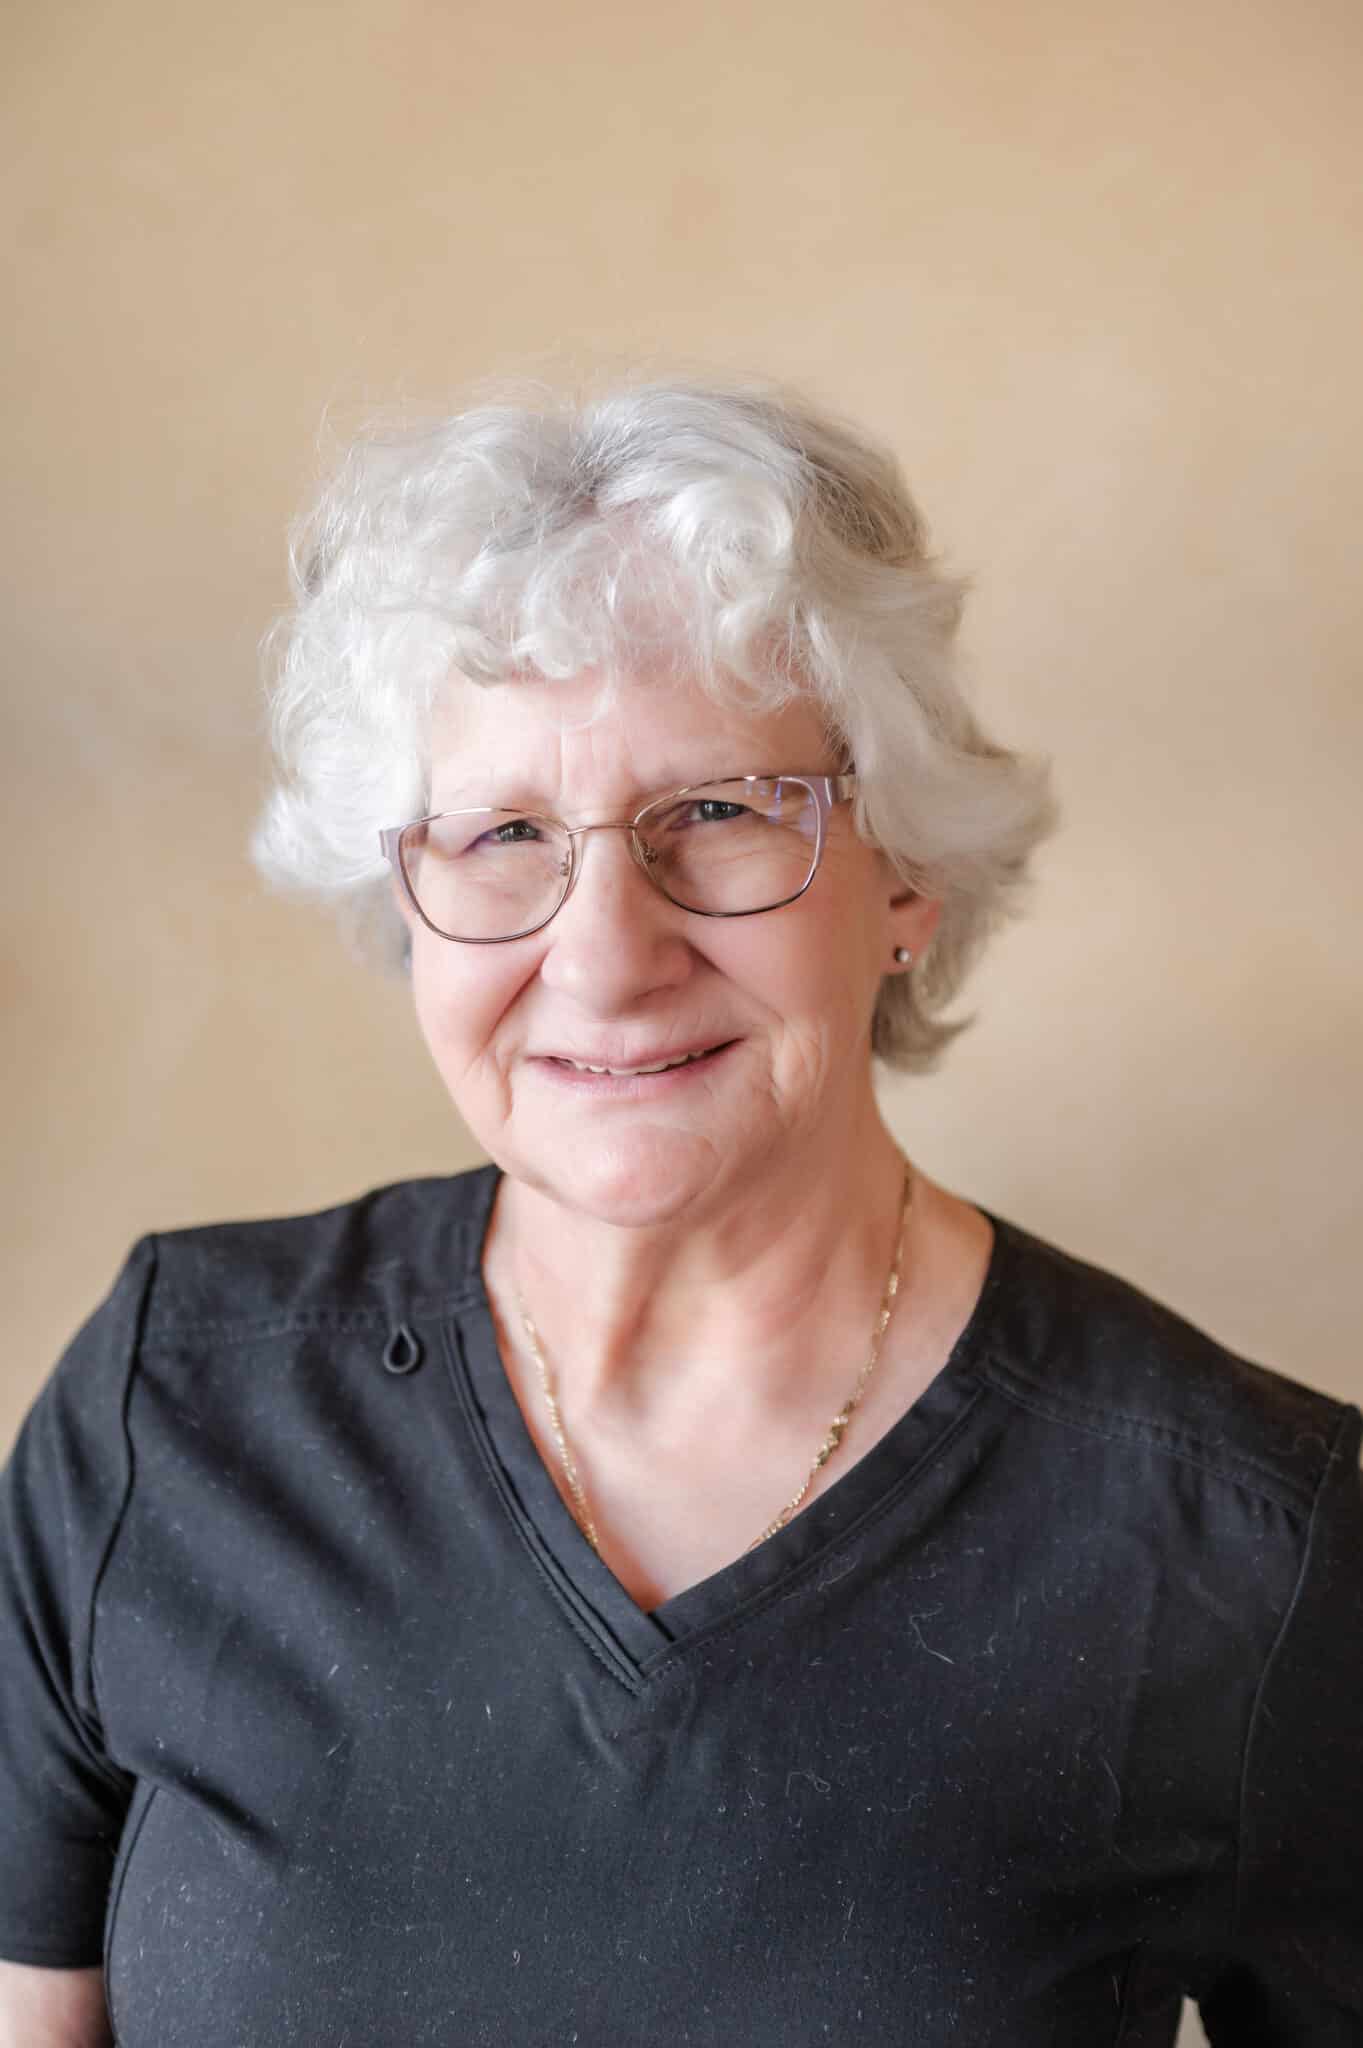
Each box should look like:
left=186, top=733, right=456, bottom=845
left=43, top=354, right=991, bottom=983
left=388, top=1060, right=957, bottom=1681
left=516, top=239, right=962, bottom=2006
left=894, top=946, right=913, bottom=965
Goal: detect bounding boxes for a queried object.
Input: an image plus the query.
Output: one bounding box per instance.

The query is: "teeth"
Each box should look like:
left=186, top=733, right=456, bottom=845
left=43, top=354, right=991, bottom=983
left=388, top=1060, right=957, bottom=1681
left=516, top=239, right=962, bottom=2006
left=568, top=1050, right=711, bottom=1076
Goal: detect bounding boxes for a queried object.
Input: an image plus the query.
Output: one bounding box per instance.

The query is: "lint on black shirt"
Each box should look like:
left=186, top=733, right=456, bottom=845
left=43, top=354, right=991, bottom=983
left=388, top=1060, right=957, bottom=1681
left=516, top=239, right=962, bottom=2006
left=1, top=1166, right=1361, bottom=2046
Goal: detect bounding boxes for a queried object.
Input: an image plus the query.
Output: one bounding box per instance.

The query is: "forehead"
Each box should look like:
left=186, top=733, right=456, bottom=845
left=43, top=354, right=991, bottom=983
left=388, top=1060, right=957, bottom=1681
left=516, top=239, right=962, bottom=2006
left=427, top=670, right=837, bottom=807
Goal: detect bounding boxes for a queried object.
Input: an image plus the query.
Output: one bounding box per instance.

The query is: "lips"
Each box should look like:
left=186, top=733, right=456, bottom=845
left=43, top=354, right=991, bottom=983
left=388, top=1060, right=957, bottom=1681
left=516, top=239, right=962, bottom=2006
left=538, top=1040, right=733, bottom=1078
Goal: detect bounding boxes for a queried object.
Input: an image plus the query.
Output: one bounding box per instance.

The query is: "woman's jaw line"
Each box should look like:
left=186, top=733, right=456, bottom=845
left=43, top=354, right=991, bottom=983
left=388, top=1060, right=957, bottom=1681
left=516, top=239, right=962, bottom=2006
left=491, top=1114, right=913, bottom=1346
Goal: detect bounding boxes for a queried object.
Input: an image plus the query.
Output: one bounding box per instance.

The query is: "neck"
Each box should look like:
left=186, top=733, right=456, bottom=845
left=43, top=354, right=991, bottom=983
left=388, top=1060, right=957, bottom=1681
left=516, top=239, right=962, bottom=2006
left=484, top=1112, right=914, bottom=1432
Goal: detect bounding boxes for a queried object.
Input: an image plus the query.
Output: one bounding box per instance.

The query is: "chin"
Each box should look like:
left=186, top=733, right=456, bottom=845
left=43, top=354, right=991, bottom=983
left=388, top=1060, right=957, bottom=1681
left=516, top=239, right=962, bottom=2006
left=520, top=1125, right=729, bottom=1232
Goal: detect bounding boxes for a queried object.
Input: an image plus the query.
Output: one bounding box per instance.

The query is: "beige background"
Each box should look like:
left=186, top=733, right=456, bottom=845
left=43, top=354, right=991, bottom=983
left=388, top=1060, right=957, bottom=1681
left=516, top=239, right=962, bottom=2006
left=3, top=4, right=1361, bottom=2034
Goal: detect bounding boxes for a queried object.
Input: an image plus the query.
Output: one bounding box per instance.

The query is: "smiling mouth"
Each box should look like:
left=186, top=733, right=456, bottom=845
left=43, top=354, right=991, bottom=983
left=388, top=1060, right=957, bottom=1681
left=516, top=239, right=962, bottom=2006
left=547, top=1043, right=732, bottom=1078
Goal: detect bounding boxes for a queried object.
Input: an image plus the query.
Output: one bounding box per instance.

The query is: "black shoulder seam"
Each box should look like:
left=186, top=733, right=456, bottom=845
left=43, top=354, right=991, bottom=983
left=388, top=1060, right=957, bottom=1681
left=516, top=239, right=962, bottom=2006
left=1228, top=1403, right=1359, bottom=1945
left=138, top=1294, right=485, bottom=1346
left=978, top=1351, right=1323, bottom=1513
left=86, top=1235, right=159, bottom=1751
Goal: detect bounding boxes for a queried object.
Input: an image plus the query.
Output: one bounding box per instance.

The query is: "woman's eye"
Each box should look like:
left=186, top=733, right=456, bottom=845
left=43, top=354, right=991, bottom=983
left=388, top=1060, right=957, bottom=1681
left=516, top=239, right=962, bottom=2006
left=484, top=817, right=543, bottom=845
left=688, top=800, right=747, bottom=824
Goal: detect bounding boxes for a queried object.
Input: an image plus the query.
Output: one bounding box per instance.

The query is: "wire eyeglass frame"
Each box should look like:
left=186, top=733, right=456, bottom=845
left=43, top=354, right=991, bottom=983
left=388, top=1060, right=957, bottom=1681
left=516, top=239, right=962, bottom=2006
left=379, top=772, right=858, bottom=944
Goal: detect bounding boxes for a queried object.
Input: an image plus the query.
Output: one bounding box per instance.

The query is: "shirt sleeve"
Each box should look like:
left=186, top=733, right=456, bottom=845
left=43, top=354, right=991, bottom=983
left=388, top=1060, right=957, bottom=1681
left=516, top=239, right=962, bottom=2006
left=0, top=1240, right=154, bottom=1966
left=1195, top=1402, right=1363, bottom=2044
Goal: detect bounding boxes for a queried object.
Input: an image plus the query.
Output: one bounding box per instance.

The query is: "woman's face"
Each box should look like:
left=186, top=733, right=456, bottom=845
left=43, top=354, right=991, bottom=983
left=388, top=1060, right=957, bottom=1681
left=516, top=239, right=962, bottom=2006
left=400, top=671, right=939, bottom=1230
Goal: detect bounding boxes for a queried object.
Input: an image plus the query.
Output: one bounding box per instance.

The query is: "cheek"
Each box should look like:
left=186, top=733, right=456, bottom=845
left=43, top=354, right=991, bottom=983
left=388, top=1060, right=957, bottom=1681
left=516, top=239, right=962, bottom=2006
left=724, top=894, right=884, bottom=1046
left=408, top=940, right=526, bottom=1082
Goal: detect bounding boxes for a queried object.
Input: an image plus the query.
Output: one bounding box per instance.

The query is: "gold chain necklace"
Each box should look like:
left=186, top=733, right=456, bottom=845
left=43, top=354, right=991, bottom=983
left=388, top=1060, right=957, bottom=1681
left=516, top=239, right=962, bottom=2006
left=514, top=1161, right=914, bottom=1559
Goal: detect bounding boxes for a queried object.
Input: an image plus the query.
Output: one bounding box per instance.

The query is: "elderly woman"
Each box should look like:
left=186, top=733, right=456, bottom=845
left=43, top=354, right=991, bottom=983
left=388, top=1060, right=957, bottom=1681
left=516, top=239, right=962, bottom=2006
left=2, top=382, right=1360, bottom=2048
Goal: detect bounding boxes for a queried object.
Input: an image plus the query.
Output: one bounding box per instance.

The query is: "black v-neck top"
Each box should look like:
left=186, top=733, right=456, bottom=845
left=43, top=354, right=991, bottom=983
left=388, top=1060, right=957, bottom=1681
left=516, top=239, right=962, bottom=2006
left=2, top=1167, right=1361, bottom=2046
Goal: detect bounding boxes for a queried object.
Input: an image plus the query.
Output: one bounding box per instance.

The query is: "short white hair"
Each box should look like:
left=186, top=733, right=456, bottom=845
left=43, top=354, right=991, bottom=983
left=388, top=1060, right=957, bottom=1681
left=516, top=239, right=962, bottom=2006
left=253, top=377, right=1056, bottom=1070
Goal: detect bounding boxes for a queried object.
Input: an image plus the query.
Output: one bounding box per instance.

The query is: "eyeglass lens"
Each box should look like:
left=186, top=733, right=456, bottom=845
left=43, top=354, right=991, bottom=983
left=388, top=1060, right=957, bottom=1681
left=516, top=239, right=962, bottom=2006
left=399, top=778, right=821, bottom=940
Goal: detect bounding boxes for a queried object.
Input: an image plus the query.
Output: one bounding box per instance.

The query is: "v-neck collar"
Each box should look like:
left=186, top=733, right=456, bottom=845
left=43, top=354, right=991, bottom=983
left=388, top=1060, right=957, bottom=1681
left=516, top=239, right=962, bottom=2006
left=444, top=1164, right=1011, bottom=1677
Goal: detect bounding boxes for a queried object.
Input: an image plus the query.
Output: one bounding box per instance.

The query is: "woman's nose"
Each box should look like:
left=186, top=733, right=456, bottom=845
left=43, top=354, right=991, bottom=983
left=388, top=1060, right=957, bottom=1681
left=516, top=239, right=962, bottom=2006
left=535, top=825, right=692, bottom=1010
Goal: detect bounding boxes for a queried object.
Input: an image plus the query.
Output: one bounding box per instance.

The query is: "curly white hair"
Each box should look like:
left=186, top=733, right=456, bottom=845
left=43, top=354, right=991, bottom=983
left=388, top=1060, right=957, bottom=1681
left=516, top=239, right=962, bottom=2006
left=253, top=377, right=1056, bottom=1069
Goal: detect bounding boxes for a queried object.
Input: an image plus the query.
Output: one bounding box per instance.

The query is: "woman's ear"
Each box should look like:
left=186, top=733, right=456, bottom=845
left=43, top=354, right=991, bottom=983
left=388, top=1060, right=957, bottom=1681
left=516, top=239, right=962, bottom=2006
left=888, top=884, right=942, bottom=968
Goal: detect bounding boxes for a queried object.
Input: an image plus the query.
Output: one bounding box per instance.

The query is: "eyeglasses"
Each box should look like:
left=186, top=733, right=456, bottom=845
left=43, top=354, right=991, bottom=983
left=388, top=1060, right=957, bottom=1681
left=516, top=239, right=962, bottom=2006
left=379, top=773, right=857, bottom=944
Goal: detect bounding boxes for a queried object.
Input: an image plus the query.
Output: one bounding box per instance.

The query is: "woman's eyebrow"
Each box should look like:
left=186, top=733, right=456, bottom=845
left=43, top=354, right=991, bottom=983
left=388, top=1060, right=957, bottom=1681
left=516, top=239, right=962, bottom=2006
left=426, top=781, right=557, bottom=811
left=429, top=774, right=734, bottom=816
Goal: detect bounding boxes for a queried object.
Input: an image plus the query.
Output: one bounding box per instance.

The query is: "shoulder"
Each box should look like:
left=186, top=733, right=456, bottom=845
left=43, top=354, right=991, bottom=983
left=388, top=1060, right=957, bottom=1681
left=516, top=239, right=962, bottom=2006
left=978, top=1214, right=1359, bottom=1511
left=134, top=1165, right=501, bottom=1342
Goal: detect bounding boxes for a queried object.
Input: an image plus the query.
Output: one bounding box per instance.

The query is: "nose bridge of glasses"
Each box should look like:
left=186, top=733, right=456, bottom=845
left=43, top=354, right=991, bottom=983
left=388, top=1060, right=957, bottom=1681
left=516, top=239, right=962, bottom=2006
left=563, top=818, right=640, bottom=838
left=564, top=817, right=661, bottom=873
